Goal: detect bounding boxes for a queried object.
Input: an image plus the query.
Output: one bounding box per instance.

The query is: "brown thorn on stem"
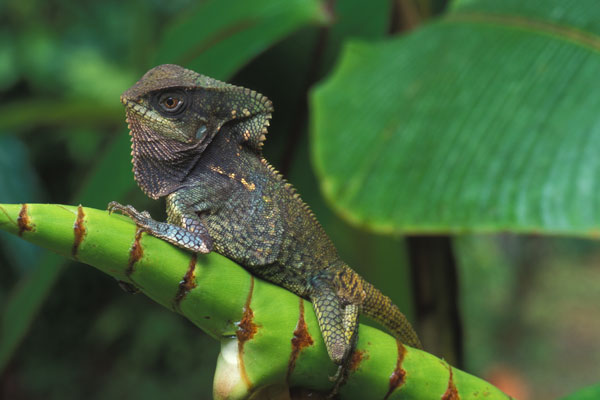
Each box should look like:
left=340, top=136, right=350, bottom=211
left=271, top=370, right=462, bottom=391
left=71, top=205, right=87, bottom=258
left=172, top=253, right=198, bottom=312
left=237, top=276, right=258, bottom=389
left=17, top=204, right=34, bottom=236
left=287, top=298, right=314, bottom=382
left=441, top=362, right=460, bottom=400
left=126, top=228, right=144, bottom=277
left=383, top=340, right=407, bottom=400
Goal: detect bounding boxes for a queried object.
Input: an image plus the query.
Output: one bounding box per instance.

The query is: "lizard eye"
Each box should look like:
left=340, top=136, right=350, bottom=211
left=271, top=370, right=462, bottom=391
left=157, top=92, right=186, bottom=114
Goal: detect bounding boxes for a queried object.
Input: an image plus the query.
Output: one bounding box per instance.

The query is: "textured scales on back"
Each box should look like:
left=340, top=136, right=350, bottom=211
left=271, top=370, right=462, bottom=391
left=109, top=64, right=421, bottom=393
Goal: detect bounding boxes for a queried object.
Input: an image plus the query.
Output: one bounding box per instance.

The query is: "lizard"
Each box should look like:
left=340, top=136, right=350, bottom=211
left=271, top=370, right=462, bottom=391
left=108, top=64, right=422, bottom=393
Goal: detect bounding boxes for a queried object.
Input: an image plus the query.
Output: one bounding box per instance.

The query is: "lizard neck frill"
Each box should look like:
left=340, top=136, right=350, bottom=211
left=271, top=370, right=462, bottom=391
left=127, top=112, right=200, bottom=199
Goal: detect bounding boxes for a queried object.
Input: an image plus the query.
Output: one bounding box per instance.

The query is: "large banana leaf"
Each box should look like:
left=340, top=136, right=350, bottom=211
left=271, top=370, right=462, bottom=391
left=310, top=0, right=600, bottom=236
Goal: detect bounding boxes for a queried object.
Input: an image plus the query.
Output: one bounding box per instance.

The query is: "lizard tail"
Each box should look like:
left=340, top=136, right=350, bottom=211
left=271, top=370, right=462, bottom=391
left=361, top=279, right=423, bottom=349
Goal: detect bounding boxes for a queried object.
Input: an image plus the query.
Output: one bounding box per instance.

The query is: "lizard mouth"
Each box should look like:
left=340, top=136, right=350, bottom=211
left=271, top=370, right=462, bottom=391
left=121, top=99, right=153, bottom=121
left=120, top=95, right=142, bottom=109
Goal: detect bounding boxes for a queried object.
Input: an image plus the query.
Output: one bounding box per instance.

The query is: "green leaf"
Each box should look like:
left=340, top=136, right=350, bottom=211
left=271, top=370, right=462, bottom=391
left=0, top=32, right=18, bottom=90
left=319, top=0, right=390, bottom=74
left=561, top=383, right=600, bottom=400
left=0, top=99, right=122, bottom=131
left=310, top=0, right=600, bottom=236
left=155, top=0, right=328, bottom=79
left=0, top=203, right=510, bottom=399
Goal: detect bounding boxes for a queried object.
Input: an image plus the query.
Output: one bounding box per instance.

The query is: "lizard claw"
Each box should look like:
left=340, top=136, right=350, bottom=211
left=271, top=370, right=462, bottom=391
left=326, top=364, right=347, bottom=399
left=107, top=202, right=152, bottom=230
left=107, top=201, right=119, bottom=214
left=326, top=333, right=357, bottom=398
left=326, top=353, right=353, bottom=399
left=107, top=201, right=132, bottom=215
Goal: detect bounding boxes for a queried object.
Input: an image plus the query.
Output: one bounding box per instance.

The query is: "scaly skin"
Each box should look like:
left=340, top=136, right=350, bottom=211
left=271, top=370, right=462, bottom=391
left=109, top=64, right=422, bottom=392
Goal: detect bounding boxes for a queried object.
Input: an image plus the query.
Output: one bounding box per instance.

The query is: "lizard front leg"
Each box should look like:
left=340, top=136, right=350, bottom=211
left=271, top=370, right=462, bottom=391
left=107, top=201, right=213, bottom=254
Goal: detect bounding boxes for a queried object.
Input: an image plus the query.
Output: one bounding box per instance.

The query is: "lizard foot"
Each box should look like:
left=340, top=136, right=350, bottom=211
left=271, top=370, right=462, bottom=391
left=107, top=201, right=153, bottom=229
left=107, top=201, right=212, bottom=254
left=326, top=324, right=359, bottom=399
left=326, top=361, right=350, bottom=399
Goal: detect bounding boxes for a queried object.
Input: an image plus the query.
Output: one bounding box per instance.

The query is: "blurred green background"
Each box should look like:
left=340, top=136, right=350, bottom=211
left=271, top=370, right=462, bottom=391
left=1, top=0, right=600, bottom=399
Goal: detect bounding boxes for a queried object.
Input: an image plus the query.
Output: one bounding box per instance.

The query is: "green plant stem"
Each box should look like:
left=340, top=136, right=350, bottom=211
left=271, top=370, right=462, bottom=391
left=0, top=203, right=509, bottom=399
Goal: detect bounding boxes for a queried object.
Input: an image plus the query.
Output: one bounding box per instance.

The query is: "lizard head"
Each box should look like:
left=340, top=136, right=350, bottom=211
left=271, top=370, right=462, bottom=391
left=121, top=64, right=273, bottom=199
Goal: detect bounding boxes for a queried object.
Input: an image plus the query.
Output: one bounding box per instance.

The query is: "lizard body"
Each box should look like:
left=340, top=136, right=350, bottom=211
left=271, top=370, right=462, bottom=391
left=109, top=64, right=421, bottom=390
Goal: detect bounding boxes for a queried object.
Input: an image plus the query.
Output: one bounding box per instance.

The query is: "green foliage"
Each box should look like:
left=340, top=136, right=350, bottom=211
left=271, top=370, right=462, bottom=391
left=561, top=383, right=600, bottom=400
left=155, top=0, right=327, bottom=78
left=311, top=0, right=600, bottom=236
